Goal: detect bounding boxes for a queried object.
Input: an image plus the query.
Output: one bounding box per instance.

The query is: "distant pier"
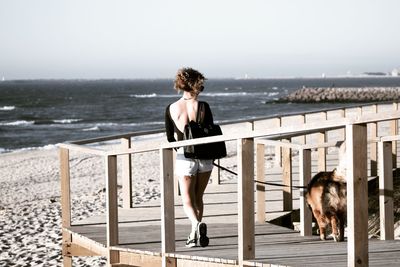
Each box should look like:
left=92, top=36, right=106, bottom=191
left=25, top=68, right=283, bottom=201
left=278, top=87, right=400, bottom=103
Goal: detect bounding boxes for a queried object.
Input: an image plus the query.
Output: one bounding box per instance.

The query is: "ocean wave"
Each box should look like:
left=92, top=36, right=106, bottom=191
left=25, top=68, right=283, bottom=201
left=0, top=120, right=35, bottom=126
left=0, top=144, right=60, bottom=154
left=82, top=126, right=101, bottom=131
left=53, top=119, right=82, bottom=124
left=81, top=121, right=164, bottom=130
left=130, top=93, right=176, bottom=98
left=0, top=106, right=15, bottom=111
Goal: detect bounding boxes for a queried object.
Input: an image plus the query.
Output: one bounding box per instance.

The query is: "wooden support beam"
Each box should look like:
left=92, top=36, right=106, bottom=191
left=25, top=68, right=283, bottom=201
left=339, top=108, right=346, bottom=140
left=121, top=138, right=132, bottom=209
left=378, top=141, right=394, bottom=240
left=299, top=149, right=312, bottom=236
left=238, top=138, right=255, bottom=264
left=391, top=102, right=398, bottom=168
left=62, top=230, right=72, bottom=267
left=256, top=143, right=266, bottom=223
left=282, top=138, right=292, bottom=211
left=299, top=114, right=306, bottom=145
left=273, top=117, right=282, bottom=166
left=370, top=105, right=378, bottom=176
left=160, top=148, right=176, bottom=267
left=211, top=159, right=221, bottom=185
left=317, top=111, right=327, bottom=172
left=346, top=124, right=368, bottom=267
left=60, top=148, right=71, bottom=228
left=63, top=242, right=102, bottom=257
left=106, top=155, right=119, bottom=267
left=60, top=148, right=73, bottom=267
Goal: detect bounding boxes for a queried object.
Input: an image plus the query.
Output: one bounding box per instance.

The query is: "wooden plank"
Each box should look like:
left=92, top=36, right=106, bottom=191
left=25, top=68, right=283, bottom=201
left=106, top=155, right=119, bottom=247
left=121, top=138, right=133, bottom=209
left=160, top=148, right=176, bottom=265
left=69, top=230, right=107, bottom=256
left=299, top=149, right=312, bottom=236
left=378, top=141, right=394, bottom=240
left=256, top=143, right=266, bottom=223
left=346, top=124, right=368, bottom=267
left=237, top=138, right=255, bottom=263
left=370, top=104, right=378, bottom=176
left=282, top=139, right=292, bottom=211
left=119, top=251, right=162, bottom=267
left=64, top=243, right=101, bottom=257
left=60, top=148, right=71, bottom=228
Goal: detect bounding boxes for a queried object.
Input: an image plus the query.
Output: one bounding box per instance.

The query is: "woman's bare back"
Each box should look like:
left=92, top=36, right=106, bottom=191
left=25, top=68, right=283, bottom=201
left=169, top=99, right=199, bottom=133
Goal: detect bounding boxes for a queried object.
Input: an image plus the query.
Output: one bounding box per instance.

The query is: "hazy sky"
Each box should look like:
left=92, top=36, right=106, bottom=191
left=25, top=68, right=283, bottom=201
left=1, top=0, right=399, bottom=79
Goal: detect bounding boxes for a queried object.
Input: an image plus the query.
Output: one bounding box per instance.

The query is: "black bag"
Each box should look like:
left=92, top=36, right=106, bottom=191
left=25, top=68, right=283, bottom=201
left=183, top=103, right=227, bottom=160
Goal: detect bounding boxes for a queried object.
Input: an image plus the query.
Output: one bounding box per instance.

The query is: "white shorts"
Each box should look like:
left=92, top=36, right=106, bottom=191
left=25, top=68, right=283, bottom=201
left=175, top=148, right=213, bottom=177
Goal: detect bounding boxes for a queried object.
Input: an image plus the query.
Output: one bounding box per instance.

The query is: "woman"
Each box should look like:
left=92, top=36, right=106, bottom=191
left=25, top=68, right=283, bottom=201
left=164, top=67, right=214, bottom=247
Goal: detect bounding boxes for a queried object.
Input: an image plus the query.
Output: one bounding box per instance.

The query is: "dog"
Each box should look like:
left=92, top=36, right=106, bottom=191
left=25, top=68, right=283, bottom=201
left=306, top=168, right=347, bottom=242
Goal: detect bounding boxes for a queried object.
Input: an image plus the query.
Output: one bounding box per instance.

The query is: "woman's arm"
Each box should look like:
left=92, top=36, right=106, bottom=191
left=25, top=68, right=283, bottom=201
left=164, top=105, right=176, bottom=142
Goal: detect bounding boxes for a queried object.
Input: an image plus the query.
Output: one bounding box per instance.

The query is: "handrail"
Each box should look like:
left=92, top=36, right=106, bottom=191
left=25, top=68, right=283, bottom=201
left=64, top=101, right=399, bottom=146
left=61, top=109, right=400, bottom=157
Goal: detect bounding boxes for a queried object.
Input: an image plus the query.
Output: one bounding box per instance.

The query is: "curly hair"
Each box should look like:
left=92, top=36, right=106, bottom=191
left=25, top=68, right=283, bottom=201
left=174, top=67, right=206, bottom=96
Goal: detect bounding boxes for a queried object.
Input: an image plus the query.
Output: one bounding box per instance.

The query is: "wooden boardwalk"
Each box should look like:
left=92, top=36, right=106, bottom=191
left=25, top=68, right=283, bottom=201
left=69, top=178, right=400, bottom=267
left=60, top=102, right=400, bottom=266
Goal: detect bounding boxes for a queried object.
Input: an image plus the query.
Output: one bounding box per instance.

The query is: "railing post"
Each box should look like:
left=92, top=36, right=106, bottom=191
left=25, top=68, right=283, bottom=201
left=391, top=102, right=398, bottom=168
left=346, top=123, right=368, bottom=267
left=282, top=138, right=292, bottom=211
left=256, top=143, right=266, bottom=223
left=378, top=141, right=394, bottom=240
left=317, top=111, right=327, bottom=172
left=370, top=105, right=378, bottom=176
left=121, top=138, right=132, bottom=209
left=238, top=138, right=255, bottom=264
left=299, top=114, right=306, bottom=145
left=160, top=148, right=176, bottom=267
left=274, top=117, right=282, bottom=167
left=60, top=148, right=72, bottom=267
left=299, top=149, right=312, bottom=236
left=211, top=159, right=221, bottom=185
left=340, top=108, right=346, bottom=140
left=105, top=155, right=119, bottom=266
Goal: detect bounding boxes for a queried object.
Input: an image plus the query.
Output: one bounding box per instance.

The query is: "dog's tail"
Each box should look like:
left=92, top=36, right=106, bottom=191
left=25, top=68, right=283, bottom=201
left=331, top=168, right=346, bottom=184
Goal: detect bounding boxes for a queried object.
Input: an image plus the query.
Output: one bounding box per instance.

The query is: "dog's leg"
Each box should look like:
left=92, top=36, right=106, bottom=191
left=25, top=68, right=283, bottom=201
left=313, top=210, right=327, bottom=240
left=338, top=212, right=345, bottom=242
left=330, top=215, right=340, bottom=242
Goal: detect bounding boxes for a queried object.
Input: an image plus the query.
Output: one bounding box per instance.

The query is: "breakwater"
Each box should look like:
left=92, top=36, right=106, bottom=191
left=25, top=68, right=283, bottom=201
left=278, top=87, right=400, bottom=103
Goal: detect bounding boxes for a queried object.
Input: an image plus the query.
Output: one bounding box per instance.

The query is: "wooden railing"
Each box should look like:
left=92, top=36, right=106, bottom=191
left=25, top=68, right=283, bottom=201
left=59, top=102, right=399, bottom=267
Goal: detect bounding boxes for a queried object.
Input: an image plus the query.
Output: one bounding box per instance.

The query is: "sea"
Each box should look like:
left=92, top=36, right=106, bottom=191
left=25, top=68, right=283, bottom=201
left=1, top=77, right=400, bottom=153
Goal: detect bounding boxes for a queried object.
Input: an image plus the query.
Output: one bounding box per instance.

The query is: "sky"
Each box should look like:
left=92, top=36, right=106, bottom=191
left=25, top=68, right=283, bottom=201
left=1, top=0, right=399, bottom=79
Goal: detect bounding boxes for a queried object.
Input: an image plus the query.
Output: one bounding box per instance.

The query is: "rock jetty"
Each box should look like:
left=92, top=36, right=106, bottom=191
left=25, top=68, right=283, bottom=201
left=279, top=87, right=400, bottom=103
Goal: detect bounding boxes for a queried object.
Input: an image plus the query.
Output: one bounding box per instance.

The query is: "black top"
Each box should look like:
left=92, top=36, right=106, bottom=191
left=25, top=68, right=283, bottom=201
left=165, top=101, right=214, bottom=142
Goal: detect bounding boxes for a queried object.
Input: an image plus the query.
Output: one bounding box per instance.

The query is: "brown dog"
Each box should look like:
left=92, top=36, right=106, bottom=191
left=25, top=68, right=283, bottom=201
left=306, top=169, right=346, bottom=242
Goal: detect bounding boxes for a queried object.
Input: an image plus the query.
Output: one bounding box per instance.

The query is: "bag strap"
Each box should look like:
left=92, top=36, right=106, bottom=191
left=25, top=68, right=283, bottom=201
left=196, top=102, right=205, bottom=124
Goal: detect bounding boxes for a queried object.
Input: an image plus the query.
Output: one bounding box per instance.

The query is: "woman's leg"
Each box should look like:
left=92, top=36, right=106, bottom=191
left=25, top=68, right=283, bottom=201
left=179, top=175, right=199, bottom=234
left=194, top=171, right=212, bottom=221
